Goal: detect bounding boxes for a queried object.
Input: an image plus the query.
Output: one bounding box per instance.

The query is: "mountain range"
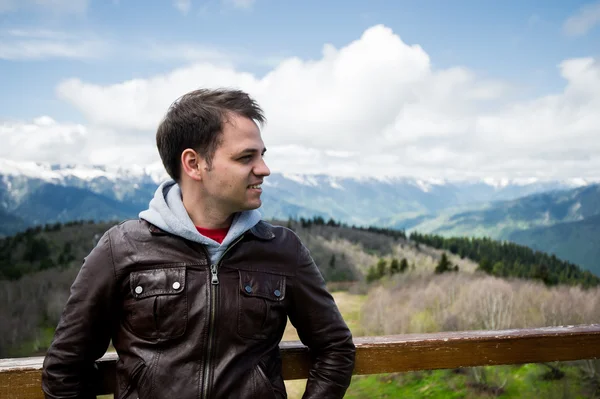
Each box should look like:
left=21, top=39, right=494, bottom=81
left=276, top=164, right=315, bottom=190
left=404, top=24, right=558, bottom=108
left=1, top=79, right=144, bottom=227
left=1, top=158, right=599, bottom=274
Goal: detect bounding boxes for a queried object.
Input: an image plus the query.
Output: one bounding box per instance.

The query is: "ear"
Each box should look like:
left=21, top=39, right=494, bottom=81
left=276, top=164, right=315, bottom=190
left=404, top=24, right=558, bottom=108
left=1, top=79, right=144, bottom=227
left=181, top=149, right=203, bottom=181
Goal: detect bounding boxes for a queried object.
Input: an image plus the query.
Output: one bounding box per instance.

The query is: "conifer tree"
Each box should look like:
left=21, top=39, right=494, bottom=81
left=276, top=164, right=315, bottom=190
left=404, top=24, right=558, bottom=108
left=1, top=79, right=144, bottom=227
left=435, top=253, right=452, bottom=274
left=390, top=258, right=400, bottom=274
left=376, top=258, right=387, bottom=278
left=400, top=258, right=409, bottom=273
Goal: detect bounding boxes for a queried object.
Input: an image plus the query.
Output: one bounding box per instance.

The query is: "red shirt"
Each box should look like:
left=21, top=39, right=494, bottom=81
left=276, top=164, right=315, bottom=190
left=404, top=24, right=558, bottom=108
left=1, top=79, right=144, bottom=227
left=196, top=226, right=230, bottom=244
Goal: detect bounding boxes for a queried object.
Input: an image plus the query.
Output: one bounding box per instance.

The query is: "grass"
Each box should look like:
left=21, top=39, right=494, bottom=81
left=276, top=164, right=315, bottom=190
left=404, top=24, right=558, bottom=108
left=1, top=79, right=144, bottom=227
left=8, top=326, right=55, bottom=358
left=346, top=371, right=468, bottom=399
left=96, top=364, right=593, bottom=399
left=344, top=364, right=592, bottom=399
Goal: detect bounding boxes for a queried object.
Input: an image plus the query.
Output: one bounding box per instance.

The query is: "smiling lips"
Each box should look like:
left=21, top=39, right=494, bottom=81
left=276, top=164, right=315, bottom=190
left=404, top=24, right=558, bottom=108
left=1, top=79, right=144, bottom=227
left=248, top=184, right=262, bottom=189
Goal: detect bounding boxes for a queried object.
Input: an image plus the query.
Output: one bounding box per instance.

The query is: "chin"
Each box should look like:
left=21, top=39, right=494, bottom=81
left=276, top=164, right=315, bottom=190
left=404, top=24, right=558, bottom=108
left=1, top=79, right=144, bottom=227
left=232, top=201, right=259, bottom=212
left=243, top=200, right=262, bottom=210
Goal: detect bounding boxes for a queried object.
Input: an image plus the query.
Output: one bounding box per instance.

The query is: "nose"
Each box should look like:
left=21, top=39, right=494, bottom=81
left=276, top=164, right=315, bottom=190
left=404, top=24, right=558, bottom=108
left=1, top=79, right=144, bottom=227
left=254, top=157, right=271, bottom=177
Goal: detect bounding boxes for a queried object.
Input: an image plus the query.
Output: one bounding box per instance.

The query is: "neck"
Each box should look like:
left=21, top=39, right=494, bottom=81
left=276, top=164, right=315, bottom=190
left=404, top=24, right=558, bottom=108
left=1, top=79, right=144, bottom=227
left=180, top=182, right=233, bottom=229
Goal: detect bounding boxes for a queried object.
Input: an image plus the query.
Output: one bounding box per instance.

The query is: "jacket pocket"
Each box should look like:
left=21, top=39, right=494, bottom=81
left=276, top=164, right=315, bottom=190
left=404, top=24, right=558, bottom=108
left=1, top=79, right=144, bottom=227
left=238, top=270, right=286, bottom=340
left=254, top=363, right=279, bottom=399
left=117, top=359, right=148, bottom=399
left=124, top=266, right=188, bottom=341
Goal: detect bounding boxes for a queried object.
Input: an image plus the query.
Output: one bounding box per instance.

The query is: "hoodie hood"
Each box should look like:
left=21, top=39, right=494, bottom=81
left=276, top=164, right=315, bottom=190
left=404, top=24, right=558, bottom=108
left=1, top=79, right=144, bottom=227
left=139, top=179, right=262, bottom=264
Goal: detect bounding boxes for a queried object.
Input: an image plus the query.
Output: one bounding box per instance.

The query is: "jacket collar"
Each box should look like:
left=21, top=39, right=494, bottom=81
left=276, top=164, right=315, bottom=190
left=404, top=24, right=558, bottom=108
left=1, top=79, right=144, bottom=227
left=248, top=221, right=276, bottom=240
left=145, top=219, right=275, bottom=240
left=146, top=220, right=168, bottom=235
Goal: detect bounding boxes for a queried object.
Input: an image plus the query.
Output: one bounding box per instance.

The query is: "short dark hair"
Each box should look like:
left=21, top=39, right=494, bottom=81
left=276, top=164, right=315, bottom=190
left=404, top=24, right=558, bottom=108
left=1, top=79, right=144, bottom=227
left=156, top=88, right=266, bottom=181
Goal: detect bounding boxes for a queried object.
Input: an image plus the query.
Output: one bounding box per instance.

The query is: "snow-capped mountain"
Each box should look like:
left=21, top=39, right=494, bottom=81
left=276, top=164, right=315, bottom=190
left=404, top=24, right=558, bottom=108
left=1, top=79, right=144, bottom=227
left=0, top=158, right=167, bottom=210
left=0, top=157, right=165, bottom=191
left=0, top=158, right=597, bottom=236
left=0, top=159, right=169, bottom=234
left=260, top=173, right=600, bottom=227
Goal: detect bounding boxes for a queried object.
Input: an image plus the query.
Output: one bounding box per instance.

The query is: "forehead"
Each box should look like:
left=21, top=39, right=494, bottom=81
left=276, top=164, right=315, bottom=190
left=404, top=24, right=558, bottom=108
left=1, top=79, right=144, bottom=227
left=219, top=114, right=264, bottom=152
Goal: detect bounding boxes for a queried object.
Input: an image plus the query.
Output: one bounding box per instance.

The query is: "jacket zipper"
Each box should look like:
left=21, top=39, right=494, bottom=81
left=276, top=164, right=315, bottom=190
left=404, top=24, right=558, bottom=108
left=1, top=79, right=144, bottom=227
left=201, top=234, right=246, bottom=399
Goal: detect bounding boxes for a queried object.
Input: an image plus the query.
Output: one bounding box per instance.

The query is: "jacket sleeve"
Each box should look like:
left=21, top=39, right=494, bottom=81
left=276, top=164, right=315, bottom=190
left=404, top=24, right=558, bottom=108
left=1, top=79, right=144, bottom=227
left=287, top=238, right=356, bottom=399
left=41, top=231, right=117, bottom=399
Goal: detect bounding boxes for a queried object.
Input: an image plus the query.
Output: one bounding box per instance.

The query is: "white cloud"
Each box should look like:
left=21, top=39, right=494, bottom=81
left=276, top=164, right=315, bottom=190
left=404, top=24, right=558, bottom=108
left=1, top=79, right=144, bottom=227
left=30, top=24, right=600, bottom=179
left=0, top=0, right=89, bottom=14
left=0, top=117, right=89, bottom=164
left=0, top=29, right=109, bottom=60
left=222, top=0, right=255, bottom=9
left=563, top=1, right=600, bottom=36
left=56, top=63, right=255, bottom=130
left=0, top=117, right=158, bottom=166
left=174, top=0, right=191, bottom=14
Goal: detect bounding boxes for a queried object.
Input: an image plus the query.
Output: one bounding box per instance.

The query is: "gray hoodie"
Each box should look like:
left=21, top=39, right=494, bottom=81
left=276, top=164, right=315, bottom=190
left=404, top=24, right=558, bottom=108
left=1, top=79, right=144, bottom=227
left=139, top=179, right=262, bottom=265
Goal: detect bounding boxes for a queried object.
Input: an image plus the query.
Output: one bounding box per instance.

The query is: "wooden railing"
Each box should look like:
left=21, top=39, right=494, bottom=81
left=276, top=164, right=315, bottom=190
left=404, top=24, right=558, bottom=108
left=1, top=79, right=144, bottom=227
left=2, top=324, right=600, bottom=399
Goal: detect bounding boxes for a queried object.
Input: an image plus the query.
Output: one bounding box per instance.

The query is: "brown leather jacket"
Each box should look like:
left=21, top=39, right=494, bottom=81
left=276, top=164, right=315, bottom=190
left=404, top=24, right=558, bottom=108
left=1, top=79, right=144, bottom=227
left=41, top=219, right=355, bottom=399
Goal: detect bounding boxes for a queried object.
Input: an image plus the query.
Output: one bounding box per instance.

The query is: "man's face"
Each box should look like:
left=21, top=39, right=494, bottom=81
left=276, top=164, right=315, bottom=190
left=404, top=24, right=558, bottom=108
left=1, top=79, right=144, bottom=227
left=200, top=113, right=270, bottom=215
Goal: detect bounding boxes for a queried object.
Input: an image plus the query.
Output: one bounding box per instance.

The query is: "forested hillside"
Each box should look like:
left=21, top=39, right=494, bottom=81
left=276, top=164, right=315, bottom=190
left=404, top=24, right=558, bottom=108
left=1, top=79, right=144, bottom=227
left=404, top=184, right=600, bottom=278
left=409, top=231, right=599, bottom=287
left=3, top=216, right=596, bottom=286
left=0, top=217, right=472, bottom=284
left=0, top=220, right=118, bottom=280
left=508, top=214, right=600, bottom=277
left=408, top=183, right=600, bottom=238
left=0, top=208, right=24, bottom=236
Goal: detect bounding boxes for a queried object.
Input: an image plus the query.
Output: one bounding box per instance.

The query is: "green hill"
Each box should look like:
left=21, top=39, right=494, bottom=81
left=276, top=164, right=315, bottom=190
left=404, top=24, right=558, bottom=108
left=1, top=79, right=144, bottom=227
left=408, top=231, right=599, bottom=287
left=15, top=184, right=141, bottom=226
left=0, top=207, right=26, bottom=236
left=409, top=184, right=600, bottom=238
left=406, top=184, right=600, bottom=275
left=0, top=220, right=119, bottom=280
left=508, top=214, right=600, bottom=277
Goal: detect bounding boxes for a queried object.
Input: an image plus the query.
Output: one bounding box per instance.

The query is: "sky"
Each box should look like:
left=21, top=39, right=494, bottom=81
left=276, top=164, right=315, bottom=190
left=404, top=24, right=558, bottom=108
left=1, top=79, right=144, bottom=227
left=1, top=0, right=599, bottom=180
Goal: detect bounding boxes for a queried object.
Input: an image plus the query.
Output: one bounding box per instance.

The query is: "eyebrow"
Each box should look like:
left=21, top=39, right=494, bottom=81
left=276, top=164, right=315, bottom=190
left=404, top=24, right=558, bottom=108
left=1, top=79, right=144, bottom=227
left=237, top=147, right=267, bottom=156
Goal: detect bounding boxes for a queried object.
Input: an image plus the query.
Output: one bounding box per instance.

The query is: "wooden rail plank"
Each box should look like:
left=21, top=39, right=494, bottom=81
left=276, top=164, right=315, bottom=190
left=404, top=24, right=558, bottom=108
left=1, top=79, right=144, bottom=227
left=2, top=324, right=600, bottom=398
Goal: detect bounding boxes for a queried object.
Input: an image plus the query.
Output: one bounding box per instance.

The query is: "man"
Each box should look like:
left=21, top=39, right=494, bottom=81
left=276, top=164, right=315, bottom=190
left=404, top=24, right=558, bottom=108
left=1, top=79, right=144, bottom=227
left=42, top=88, right=356, bottom=398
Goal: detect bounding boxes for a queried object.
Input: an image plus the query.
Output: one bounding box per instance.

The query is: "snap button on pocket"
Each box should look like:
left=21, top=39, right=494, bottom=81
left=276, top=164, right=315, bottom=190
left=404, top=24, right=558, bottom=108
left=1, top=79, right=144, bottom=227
left=238, top=270, right=286, bottom=340
left=126, top=267, right=188, bottom=341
